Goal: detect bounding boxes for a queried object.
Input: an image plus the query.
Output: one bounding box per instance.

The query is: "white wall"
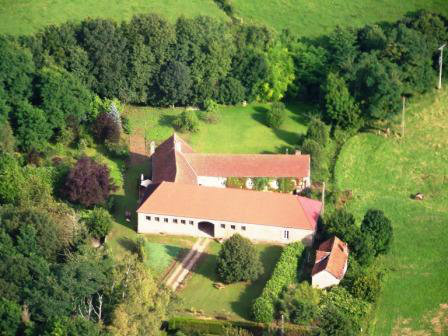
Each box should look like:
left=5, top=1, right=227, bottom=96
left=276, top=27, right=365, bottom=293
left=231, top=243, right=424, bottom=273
left=137, top=212, right=314, bottom=245
left=197, top=176, right=227, bottom=188
left=312, top=270, right=340, bottom=289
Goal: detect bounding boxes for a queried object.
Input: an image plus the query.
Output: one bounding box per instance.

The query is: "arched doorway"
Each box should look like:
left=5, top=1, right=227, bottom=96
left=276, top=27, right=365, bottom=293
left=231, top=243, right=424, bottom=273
left=198, top=221, right=215, bottom=237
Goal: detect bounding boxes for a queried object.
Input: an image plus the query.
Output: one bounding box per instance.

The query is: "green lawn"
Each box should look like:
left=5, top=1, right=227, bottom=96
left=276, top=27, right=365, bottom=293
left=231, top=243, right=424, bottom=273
left=178, top=241, right=283, bottom=321
left=233, top=0, right=448, bottom=36
left=124, top=102, right=310, bottom=154
left=334, top=89, right=448, bottom=334
left=0, top=0, right=227, bottom=36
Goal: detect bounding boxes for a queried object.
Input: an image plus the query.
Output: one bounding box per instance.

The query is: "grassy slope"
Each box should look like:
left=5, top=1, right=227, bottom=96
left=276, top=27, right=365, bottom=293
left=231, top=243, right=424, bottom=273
left=0, top=0, right=227, bottom=36
left=334, top=89, right=448, bottom=334
left=124, top=102, right=310, bottom=154
left=233, top=0, right=448, bottom=36
left=179, top=241, right=283, bottom=320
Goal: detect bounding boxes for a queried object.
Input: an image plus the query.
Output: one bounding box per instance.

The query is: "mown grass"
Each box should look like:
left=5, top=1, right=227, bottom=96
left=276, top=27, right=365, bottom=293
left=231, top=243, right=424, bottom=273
left=0, top=0, right=227, bottom=36
left=334, top=89, right=448, bottom=334
left=178, top=241, right=283, bottom=321
left=124, top=102, right=311, bottom=154
left=233, top=0, right=448, bottom=36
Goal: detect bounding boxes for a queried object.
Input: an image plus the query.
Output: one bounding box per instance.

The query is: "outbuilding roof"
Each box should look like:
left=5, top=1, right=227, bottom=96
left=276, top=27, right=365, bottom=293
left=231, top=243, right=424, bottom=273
left=151, top=134, right=310, bottom=184
left=311, top=236, right=349, bottom=279
left=137, top=181, right=321, bottom=230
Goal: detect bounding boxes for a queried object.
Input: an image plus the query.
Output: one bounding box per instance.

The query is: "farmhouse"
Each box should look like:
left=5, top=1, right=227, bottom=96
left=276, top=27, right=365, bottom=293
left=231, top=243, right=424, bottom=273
left=137, top=134, right=321, bottom=244
left=311, top=236, right=349, bottom=289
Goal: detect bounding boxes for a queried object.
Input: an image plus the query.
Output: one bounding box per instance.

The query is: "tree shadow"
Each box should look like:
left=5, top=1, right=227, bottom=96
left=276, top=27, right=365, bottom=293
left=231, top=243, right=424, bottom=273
left=230, top=245, right=283, bottom=320
left=272, top=128, right=301, bottom=147
left=117, top=237, right=138, bottom=253
left=189, top=252, right=219, bottom=282
left=165, top=245, right=191, bottom=263
left=251, top=106, right=269, bottom=126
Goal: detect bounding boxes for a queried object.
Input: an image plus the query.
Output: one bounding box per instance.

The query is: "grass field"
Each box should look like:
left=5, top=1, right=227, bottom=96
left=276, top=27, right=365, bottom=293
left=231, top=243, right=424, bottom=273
left=124, top=102, right=310, bottom=154
left=334, top=89, right=448, bottom=334
left=233, top=0, right=448, bottom=37
left=178, top=241, right=283, bottom=321
left=1, top=0, right=448, bottom=37
left=0, top=0, right=227, bottom=36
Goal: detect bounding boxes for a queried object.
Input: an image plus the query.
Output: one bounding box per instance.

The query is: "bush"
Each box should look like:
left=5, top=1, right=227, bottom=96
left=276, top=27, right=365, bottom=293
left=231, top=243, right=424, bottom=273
left=105, top=138, right=129, bottom=159
left=172, top=111, right=200, bottom=133
left=253, top=177, right=269, bottom=191
left=216, top=234, right=263, bottom=283
left=225, top=177, right=246, bottom=189
left=252, top=242, right=305, bottom=323
left=266, top=102, right=286, bottom=128
left=121, top=115, right=131, bottom=134
left=82, top=207, right=113, bottom=239
left=305, top=119, right=329, bottom=147
left=217, top=77, right=245, bottom=105
left=200, top=110, right=221, bottom=124
left=62, top=156, right=116, bottom=207
left=277, top=178, right=296, bottom=193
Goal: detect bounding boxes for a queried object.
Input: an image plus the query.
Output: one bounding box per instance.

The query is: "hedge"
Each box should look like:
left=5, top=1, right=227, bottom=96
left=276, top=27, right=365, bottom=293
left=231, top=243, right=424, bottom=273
left=167, top=317, right=310, bottom=336
left=252, top=241, right=305, bottom=323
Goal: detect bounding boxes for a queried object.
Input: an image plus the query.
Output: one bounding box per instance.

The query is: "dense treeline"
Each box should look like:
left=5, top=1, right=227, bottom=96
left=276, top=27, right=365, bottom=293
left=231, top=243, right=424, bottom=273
left=0, top=10, right=447, bottom=155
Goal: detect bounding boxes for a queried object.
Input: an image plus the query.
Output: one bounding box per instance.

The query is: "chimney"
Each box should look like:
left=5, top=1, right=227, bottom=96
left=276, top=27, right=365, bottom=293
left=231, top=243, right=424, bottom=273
left=295, top=150, right=301, bottom=155
left=174, top=140, right=181, bottom=152
left=150, top=141, right=156, bottom=156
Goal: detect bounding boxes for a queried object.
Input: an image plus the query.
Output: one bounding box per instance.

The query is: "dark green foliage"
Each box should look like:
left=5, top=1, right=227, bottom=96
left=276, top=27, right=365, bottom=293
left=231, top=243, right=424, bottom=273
left=266, top=102, right=286, bottom=128
left=63, top=156, right=115, bottom=207
left=0, top=151, right=24, bottom=205
left=12, top=101, right=51, bottom=152
left=323, top=72, right=362, bottom=130
left=253, top=177, right=269, bottom=191
left=43, top=316, right=102, bottom=336
left=36, top=66, right=93, bottom=131
left=216, top=234, right=263, bottom=284
left=317, top=304, right=358, bottom=336
left=301, top=139, right=323, bottom=174
left=361, top=209, right=393, bottom=256
left=0, top=298, right=22, bottom=336
left=327, top=26, right=359, bottom=77
left=83, top=207, right=113, bottom=239
left=252, top=242, right=304, bottom=323
left=0, top=121, right=15, bottom=153
left=121, top=115, right=131, bottom=134
left=104, top=138, right=129, bottom=159
left=277, top=178, right=296, bottom=193
left=344, top=263, right=383, bottom=303
left=217, top=77, right=245, bottom=105
left=172, top=111, right=200, bottom=133
left=157, top=61, right=192, bottom=106
left=278, top=282, right=320, bottom=325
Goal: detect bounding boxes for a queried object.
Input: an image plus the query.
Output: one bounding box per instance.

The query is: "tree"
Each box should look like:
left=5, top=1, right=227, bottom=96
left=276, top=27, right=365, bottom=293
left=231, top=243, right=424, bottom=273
left=157, top=61, right=192, bottom=106
left=305, top=119, right=330, bottom=147
left=0, top=121, right=15, bottom=153
left=63, top=156, right=115, bottom=207
left=323, top=72, right=362, bottom=130
left=361, top=209, right=393, bottom=256
left=172, top=111, right=200, bottom=133
left=0, top=151, right=24, bottom=205
left=83, top=207, right=113, bottom=239
left=108, top=255, right=169, bottom=336
left=278, top=282, right=320, bottom=324
left=325, top=209, right=359, bottom=246
left=92, top=112, right=121, bottom=143
left=12, top=101, right=52, bottom=152
left=217, top=77, right=245, bottom=105
left=36, top=66, right=93, bottom=132
left=266, top=102, right=286, bottom=128
left=200, top=99, right=220, bottom=124
left=0, top=298, right=22, bottom=336
left=327, top=26, right=359, bottom=77
left=216, top=234, right=263, bottom=283
left=301, top=139, right=325, bottom=178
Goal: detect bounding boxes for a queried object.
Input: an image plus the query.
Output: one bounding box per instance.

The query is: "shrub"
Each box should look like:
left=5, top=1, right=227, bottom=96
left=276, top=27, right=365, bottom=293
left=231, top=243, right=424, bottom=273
left=278, top=282, right=321, bottom=325
left=252, top=242, right=305, bottom=323
left=305, top=119, right=329, bottom=147
left=225, top=177, right=246, bottom=189
left=62, top=156, right=116, bottom=207
left=277, top=178, right=296, bottom=193
left=105, top=138, right=129, bottom=159
left=200, top=109, right=221, bottom=124
left=253, top=177, right=269, bottom=191
left=172, top=111, right=200, bottom=133
left=82, top=207, right=113, bottom=239
left=216, top=234, right=263, bottom=283
left=121, top=115, right=131, bottom=134
left=93, top=112, right=120, bottom=143
left=217, top=77, right=245, bottom=105
left=266, top=102, right=286, bottom=128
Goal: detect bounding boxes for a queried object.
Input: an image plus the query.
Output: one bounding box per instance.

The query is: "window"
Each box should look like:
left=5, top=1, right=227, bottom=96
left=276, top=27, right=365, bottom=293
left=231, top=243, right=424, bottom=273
left=164, top=218, right=168, bottom=223
left=189, top=220, right=194, bottom=225
left=231, top=225, right=236, bottom=230
left=221, top=224, right=226, bottom=229
left=284, top=230, right=290, bottom=239
left=146, top=216, right=151, bottom=221
left=241, top=226, right=246, bottom=231
left=181, top=220, right=186, bottom=224
left=155, top=217, right=160, bottom=222
left=173, top=218, right=178, bottom=223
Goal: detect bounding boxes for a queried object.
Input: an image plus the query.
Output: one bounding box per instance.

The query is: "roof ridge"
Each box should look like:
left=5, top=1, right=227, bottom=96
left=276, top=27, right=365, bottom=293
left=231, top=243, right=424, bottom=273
left=175, top=150, right=198, bottom=179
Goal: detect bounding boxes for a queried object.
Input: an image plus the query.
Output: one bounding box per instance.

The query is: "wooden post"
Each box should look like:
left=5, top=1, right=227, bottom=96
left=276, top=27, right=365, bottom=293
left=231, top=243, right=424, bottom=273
left=321, top=182, right=326, bottom=215
left=401, top=96, right=406, bottom=138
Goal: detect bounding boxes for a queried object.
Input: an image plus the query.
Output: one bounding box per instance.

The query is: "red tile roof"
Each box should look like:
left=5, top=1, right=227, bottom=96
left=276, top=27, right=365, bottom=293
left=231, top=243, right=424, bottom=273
left=137, top=181, right=320, bottom=230
left=311, top=236, right=349, bottom=279
left=151, top=134, right=310, bottom=184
